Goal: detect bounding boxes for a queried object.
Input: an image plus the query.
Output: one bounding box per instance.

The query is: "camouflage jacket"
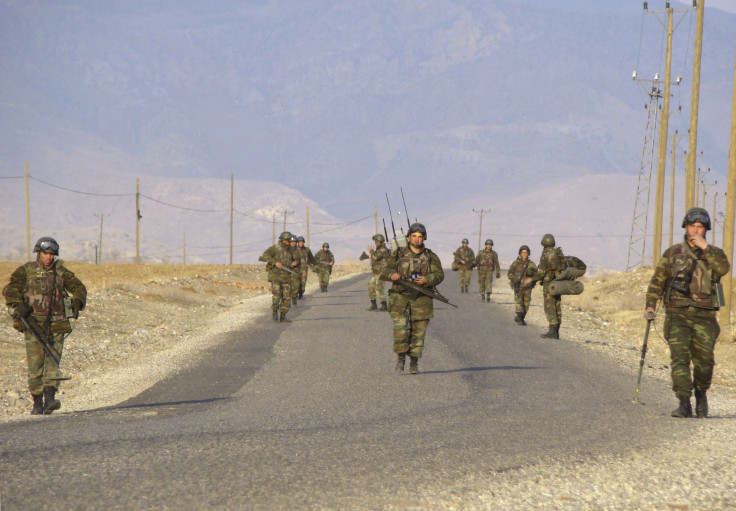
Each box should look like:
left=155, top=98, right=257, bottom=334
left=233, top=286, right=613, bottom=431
left=475, top=249, right=500, bottom=274
left=508, top=257, right=538, bottom=289
left=296, top=246, right=316, bottom=270
left=369, top=244, right=391, bottom=275
left=314, top=249, right=334, bottom=269
left=453, top=246, right=476, bottom=269
left=646, top=236, right=730, bottom=311
left=3, top=258, right=87, bottom=333
left=533, top=246, right=562, bottom=284
left=260, top=243, right=297, bottom=283
left=380, top=245, right=444, bottom=320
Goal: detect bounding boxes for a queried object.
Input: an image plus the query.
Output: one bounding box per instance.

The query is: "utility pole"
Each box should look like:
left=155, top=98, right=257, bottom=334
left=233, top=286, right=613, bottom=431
left=472, top=208, right=490, bottom=253
left=686, top=0, right=705, bottom=210
left=374, top=206, right=379, bottom=235
left=306, top=206, right=310, bottom=247
left=712, top=192, right=718, bottom=245
left=272, top=214, right=275, bottom=245
left=183, top=231, right=186, bottom=265
left=277, top=208, right=293, bottom=232
left=136, top=178, right=141, bottom=264
left=722, top=48, right=736, bottom=328
left=94, top=213, right=107, bottom=264
left=24, top=162, right=30, bottom=261
left=229, top=174, right=234, bottom=265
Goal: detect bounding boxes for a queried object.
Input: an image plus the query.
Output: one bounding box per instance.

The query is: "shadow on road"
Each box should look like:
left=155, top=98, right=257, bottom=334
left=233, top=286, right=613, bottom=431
left=422, top=365, right=542, bottom=375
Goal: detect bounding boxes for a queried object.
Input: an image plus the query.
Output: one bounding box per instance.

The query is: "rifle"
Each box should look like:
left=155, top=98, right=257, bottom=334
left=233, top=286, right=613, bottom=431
left=12, top=311, right=71, bottom=380
left=632, top=312, right=654, bottom=404
left=400, top=187, right=412, bottom=231
left=385, top=193, right=407, bottom=249
left=259, top=255, right=298, bottom=275
left=394, top=279, right=457, bottom=308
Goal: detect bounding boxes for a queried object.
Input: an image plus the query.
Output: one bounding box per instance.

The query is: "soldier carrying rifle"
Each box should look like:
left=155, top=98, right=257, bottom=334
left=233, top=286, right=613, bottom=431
left=3, top=237, right=87, bottom=415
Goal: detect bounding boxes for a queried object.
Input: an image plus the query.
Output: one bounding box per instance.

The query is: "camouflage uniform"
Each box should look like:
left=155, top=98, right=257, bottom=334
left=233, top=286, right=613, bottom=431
left=453, top=244, right=475, bottom=292
left=296, top=241, right=316, bottom=298
left=260, top=240, right=297, bottom=319
left=3, top=255, right=86, bottom=406
left=646, top=235, right=729, bottom=407
left=313, top=247, right=335, bottom=291
left=474, top=245, right=500, bottom=301
left=290, top=239, right=304, bottom=304
left=534, top=245, right=563, bottom=333
left=507, top=251, right=537, bottom=325
left=367, top=243, right=390, bottom=307
left=380, top=244, right=444, bottom=361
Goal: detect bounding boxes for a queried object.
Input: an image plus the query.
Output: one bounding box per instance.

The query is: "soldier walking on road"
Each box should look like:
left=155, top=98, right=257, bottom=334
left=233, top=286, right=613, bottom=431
left=289, top=235, right=303, bottom=306
left=645, top=208, right=730, bottom=419
left=259, top=231, right=298, bottom=322
left=362, top=234, right=390, bottom=311
left=474, top=239, right=500, bottom=302
left=453, top=239, right=475, bottom=294
left=507, top=245, right=537, bottom=325
left=314, top=243, right=335, bottom=292
left=531, top=234, right=563, bottom=339
left=3, top=237, right=87, bottom=415
left=296, top=236, right=315, bottom=299
left=381, top=223, right=444, bottom=375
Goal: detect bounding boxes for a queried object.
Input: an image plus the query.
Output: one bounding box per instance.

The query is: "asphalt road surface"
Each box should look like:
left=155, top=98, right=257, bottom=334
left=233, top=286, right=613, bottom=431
left=0, top=272, right=678, bottom=510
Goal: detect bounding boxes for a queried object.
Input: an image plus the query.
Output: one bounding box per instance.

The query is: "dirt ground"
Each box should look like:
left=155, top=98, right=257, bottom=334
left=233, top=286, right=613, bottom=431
left=1, top=261, right=735, bottom=420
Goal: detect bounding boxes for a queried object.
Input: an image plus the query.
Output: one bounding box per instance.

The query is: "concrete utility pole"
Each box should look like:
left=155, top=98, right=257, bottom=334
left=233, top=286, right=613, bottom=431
left=229, top=174, right=234, bottom=265
left=136, top=178, right=141, bottom=264
left=472, top=208, right=491, bottom=253
left=95, top=213, right=107, bottom=264
left=25, top=162, right=30, bottom=261
left=374, top=206, right=379, bottom=235
left=720, top=47, right=736, bottom=327
left=669, top=131, right=686, bottom=247
left=686, top=0, right=705, bottom=210
left=306, top=206, right=310, bottom=248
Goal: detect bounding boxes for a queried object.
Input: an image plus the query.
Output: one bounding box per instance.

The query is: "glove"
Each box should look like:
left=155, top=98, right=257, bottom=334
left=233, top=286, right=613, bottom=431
left=72, top=299, right=83, bottom=319
left=14, top=303, right=32, bottom=318
left=12, top=318, right=25, bottom=332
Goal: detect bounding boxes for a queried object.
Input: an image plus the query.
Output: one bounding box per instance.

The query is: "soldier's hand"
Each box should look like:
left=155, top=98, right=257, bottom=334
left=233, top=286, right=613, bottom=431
left=72, top=299, right=83, bottom=319
left=413, top=275, right=427, bottom=285
left=275, top=262, right=283, bottom=269
left=366, top=245, right=373, bottom=252
left=390, top=272, right=400, bottom=281
left=687, top=235, right=708, bottom=250
left=14, top=303, right=32, bottom=318
left=644, top=307, right=656, bottom=321
left=12, top=318, right=25, bottom=332
left=291, top=261, right=298, bottom=267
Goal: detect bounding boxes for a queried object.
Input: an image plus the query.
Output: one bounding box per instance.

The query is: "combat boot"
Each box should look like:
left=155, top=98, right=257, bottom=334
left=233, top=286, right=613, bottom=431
left=367, top=299, right=378, bottom=311
left=671, top=395, right=693, bottom=418
left=292, top=297, right=298, bottom=306
left=486, top=292, right=491, bottom=303
left=514, top=312, right=524, bottom=325
left=31, top=393, right=44, bottom=415
left=272, top=310, right=279, bottom=322
left=279, top=313, right=291, bottom=323
left=379, top=300, right=388, bottom=311
left=395, top=354, right=406, bottom=372
left=519, top=312, right=527, bottom=326
left=481, top=294, right=485, bottom=302
left=540, top=324, right=559, bottom=339
left=43, top=386, right=60, bottom=415
left=459, top=286, right=464, bottom=294
left=409, top=356, right=419, bottom=375
left=464, top=285, right=469, bottom=293
left=695, top=388, right=708, bottom=418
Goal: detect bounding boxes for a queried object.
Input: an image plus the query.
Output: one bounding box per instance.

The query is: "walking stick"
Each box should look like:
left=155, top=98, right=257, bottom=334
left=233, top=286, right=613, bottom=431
left=631, top=312, right=654, bottom=404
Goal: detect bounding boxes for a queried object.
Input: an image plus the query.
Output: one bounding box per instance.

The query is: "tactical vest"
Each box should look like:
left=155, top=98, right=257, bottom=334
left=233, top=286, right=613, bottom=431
left=665, top=242, right=717, bottom=309
left=476, top=250, right=495, bottom=269
left=370, top=245, right=390, bottom=274
left=396, top=246, right=432, bottom=279
left=23, top=261, right=67, bottom=321
left=508, top=258, right=530, bottom=283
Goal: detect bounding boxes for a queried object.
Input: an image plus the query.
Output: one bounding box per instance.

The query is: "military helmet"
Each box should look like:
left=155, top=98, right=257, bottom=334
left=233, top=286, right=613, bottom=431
left=519, top=245, right=531, bottom=255
left=33, top=237, right=60, bottom=255
left=372, top=234, right=385, bottom=243
left=681, top=207, right=711, bottom=230
left=289, top=234, right=297, bottom=242
left=408, top=222, right=427, bottom=240
left=322, top=242, right=330, bottom=248
left=485, top=239, right=493, bottom=246
left=541, top=233, right=556, bottom=247
left=296, top=236, right=305, bottom=243
left=278, top=231, right=292, bottom=241
left=462, top=238, right=469, bottom=244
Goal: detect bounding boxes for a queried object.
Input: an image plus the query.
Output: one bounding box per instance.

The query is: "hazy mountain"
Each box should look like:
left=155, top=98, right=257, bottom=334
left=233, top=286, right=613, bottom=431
left=1, top=0, right=734, bottom=270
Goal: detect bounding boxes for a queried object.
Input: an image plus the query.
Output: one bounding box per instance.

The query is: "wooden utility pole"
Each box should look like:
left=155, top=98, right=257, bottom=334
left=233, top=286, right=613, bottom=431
left=136, top=178, right=141, bottom=264
left=25, top=162, right=30, bottom=261
left=712, top=192, right=718, bottom=245
left=183, top=231, right=187, bottom=265
left=306, top=206, right=310, bottom=248
left=95, top=213, right=107, bottom=263
left=472, top=208, right=490, bottom=253
left=720, top=48, right=736, bottom=327
left=374, top=206, right=379, bottom=235
left=686, top=0, right=705, bottom=210
left=229, top=173, right=234, bottom=265
left=653, top=4, right=674, bottom=266
left=669, top=132, right=679, bottom=247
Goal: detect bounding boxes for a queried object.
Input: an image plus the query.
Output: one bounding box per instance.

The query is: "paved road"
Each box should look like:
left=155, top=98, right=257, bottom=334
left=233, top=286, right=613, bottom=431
left=0, top=272, right=677, bottom=510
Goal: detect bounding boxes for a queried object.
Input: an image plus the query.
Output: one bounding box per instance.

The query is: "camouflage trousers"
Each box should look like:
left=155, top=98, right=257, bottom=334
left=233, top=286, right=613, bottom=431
left=664, top=309, right=719, bottom=398
left=514, top=287, right=533, bottom=314
left=270, top=281, right=292, bottom=314
left=368, top=274, right=386, bottom=301
left=25, top=330, right=65, bottom=394
left=458, top=268, right=472, bottom=287
left=542, top=284, right=562, bottom=325
left=318, top=269, right=331, bottom=288
left=300, top=269, right=308, bottom=292
left=291, top=272, right=302, bottom=299
left=478, top=270, right=495, bottom=294
left=389, top=311, right=429, bottom=359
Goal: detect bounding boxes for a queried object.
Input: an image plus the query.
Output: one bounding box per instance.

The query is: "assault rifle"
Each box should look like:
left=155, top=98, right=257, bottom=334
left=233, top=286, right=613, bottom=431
left=259, top=255, right=299, bottom=275
left=394, top=279, right=457, bottom=308
left=11, top=311, right=71, bottom=380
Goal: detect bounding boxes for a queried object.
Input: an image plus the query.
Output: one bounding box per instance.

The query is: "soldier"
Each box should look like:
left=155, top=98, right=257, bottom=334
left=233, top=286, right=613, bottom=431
left=313, top=242, right=335, bottom=292
left=296, top=236, right=315, bottom=299
left=645, top=207, right=729, bottom=418
left=363, top=233, right=391, bottom=311
left=3, top=237, right=87, bottom=415
left=259, top=231, right=298, bottom=322
left=381, top=223, right=444, bottom=375
left=474, top=239, right=501, bottom=302
left=453, top=238, right=475, bottom=293
left=532, top=233, right=563, bottom=339
left=288, top=235, right=302, bottom=306
left=507, top=245, right=537, bottom=325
